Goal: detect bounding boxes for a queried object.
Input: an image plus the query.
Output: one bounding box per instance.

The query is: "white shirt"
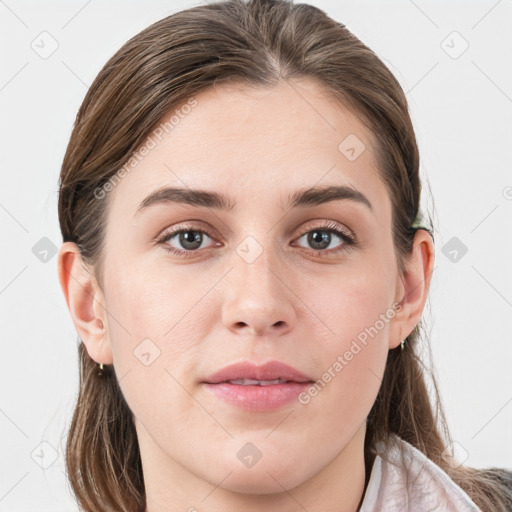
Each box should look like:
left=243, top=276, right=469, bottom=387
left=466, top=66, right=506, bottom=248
left=359, top=434, right=482, bottom=511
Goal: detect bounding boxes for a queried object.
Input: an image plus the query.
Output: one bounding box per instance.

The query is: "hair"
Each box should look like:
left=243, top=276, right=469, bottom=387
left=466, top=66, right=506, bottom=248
left=57, top=0, right=512, bottom=510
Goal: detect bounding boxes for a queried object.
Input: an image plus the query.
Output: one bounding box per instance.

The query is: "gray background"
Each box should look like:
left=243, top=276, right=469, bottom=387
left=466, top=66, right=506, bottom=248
left=0, top=0, right=511, bottom=510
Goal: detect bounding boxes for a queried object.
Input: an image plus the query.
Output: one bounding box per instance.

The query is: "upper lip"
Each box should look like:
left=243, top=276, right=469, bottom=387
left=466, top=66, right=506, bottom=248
left=203, top=360, right=315, bottom=384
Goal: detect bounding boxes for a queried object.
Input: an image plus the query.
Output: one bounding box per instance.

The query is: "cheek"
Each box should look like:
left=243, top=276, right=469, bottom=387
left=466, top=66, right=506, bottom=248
left=102, top=265, right=211, bottom=437
left=105, top=260, right=211, bottom=354
left=308, top=262, right=395, bottom=345
left=301, top=270, right=394, bottom=410
left=102, top=259, right=219, bottom=420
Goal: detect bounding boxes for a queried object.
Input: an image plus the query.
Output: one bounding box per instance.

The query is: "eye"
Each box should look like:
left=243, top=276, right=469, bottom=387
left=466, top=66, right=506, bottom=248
left=156, top=224, right=219, bottom=259
left=292, top=221, right=356, bottom=256
left=156, top=220, right=356, bottom=259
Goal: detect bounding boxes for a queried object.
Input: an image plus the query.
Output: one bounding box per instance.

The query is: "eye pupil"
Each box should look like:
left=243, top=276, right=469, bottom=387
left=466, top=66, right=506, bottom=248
left=180, top=230, right=202, bottom=250
left=308, top=230, right=331, bottom=250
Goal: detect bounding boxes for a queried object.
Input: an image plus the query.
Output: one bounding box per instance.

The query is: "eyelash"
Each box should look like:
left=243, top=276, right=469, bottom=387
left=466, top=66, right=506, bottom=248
left=156, top=221, right=357, bottom=259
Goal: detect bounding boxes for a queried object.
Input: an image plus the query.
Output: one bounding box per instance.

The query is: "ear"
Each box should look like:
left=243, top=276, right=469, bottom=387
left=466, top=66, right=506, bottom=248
left=57, top=241, right=113, bottom=365
left=389, top=229, right=435, bottom=349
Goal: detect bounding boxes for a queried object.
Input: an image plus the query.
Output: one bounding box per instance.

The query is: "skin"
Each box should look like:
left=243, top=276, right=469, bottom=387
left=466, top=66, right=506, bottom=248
left=58, top=77, right=434, bottom=512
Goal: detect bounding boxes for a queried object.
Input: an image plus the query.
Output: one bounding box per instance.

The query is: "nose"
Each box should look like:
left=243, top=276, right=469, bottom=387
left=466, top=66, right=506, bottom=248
left=221, top=243, right=295, bottom=337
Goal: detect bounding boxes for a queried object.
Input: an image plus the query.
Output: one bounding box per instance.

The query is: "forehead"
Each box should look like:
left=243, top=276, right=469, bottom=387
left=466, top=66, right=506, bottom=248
left=108, top=77, right=390, bottom=224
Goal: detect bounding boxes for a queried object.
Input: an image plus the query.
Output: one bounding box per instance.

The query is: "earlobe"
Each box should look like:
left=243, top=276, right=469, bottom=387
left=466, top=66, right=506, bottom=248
left=389, top=229, right=435, bottom=349
left=57, top=242, right=113, bottom=365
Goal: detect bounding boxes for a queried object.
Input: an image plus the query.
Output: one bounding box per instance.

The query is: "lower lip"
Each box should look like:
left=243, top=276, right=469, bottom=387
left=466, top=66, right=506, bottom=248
left=202, top=381, right=313, bottom=411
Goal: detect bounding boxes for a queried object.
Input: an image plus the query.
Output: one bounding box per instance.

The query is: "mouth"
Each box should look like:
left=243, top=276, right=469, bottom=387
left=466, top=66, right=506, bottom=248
left=202, top=380, right=314, bottom=411
left=223, top=378, right=293, bottom=386
left=202, top=360, right=316, bottom=411
left=203, top=360, right=315, bottom=385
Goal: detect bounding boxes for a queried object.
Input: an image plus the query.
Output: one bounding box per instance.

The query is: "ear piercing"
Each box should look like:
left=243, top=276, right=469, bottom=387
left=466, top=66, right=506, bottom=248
left=401, top=325, right=420, bottom=350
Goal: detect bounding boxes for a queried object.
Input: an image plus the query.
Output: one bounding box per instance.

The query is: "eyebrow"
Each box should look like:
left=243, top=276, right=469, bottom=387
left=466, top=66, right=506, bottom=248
left=134, top=184, right=373, bottom=217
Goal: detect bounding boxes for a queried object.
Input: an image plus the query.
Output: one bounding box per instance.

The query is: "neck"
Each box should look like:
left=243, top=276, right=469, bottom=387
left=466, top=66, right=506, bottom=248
left=141, top=421, right=368, bottom=512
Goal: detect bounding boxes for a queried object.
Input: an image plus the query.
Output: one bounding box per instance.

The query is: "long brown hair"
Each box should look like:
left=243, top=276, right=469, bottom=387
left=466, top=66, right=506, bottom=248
left=57, top=1, right=512, bottom=510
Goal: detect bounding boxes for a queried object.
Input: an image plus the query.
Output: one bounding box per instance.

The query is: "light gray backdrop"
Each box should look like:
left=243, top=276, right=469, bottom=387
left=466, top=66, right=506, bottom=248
left=0, top=0, right=511, bottom=510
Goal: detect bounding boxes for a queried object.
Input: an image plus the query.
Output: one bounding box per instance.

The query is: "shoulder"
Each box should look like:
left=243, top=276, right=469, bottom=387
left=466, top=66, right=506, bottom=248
left=472, top=465, right=512, bottom=508
left=484, top=466, right=512, bottom=489
left=360, top=434, right=483, bottom=512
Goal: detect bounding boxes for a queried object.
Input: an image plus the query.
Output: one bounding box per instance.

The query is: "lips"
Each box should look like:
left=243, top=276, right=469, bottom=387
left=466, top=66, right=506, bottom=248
left=203, top=380, right=313, bottom=411
left=202, top=361, right=316, bottom=412
left=203, top=360, right=315, bottom=385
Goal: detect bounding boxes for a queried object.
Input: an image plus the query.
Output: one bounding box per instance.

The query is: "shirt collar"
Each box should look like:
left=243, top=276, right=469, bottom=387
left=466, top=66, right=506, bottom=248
left=359, top=433, right=482, bottom=511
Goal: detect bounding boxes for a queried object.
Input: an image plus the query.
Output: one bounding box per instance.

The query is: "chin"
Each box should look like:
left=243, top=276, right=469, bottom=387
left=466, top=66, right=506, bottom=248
left=202, top=456, right=311, bottom=495
left=217, top=473, right=298, bottom=495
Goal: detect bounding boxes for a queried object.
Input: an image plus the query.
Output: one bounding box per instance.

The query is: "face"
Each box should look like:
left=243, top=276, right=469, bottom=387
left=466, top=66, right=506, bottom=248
left=80, top=78, right=412, bottom=494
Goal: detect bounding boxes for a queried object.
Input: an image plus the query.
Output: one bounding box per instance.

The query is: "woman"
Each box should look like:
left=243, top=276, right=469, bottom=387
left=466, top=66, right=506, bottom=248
left=56, top=0, right=512, bottom=510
